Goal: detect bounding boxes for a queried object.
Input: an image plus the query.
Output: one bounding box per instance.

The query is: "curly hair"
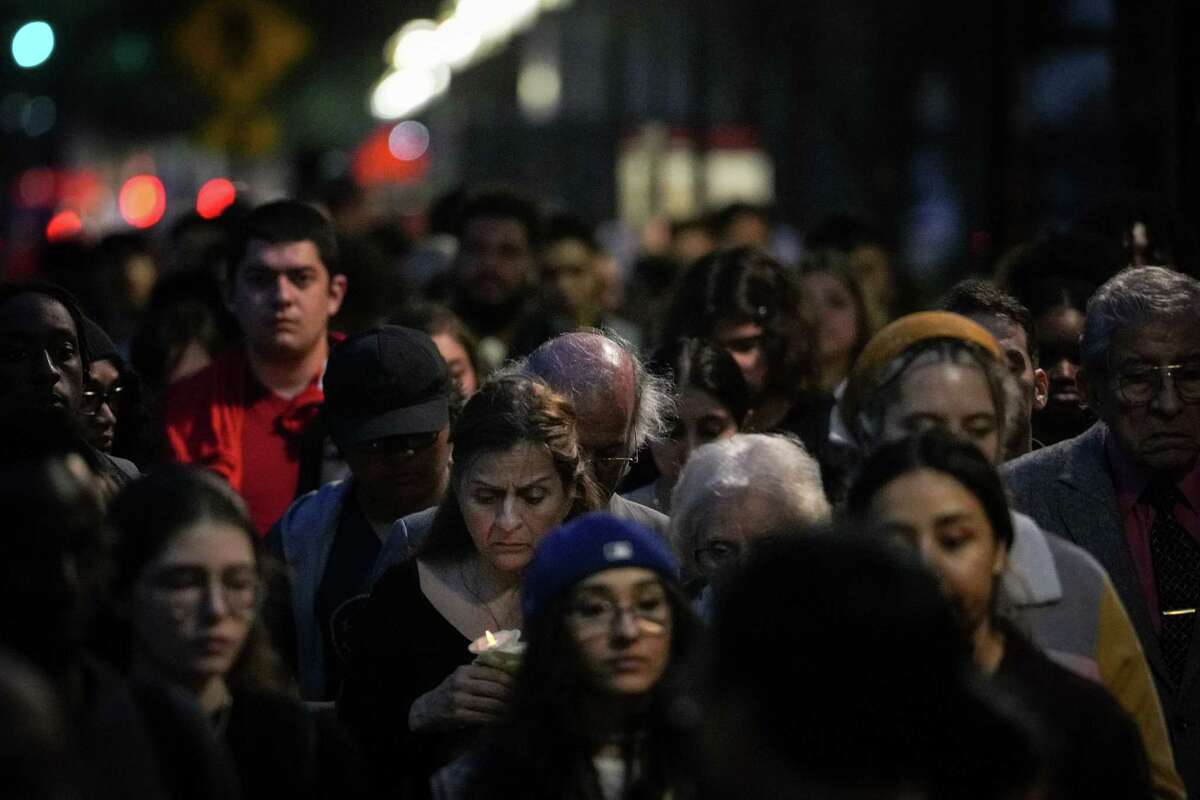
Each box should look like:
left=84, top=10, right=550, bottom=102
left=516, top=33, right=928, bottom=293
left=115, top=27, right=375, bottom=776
left=420, top=373, right=604, bottom=562
left=661, top=247, right=817, bottom=398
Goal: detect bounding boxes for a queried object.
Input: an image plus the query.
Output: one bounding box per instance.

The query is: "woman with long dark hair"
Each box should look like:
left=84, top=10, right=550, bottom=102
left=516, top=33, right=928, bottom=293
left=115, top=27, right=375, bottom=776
left=106, top=466, right=366, bottom=798
left=660, top=247, right=835, bottom=490
left=662, top=248, right=815, bottom=428
left=625, top=338, right=751, bottom=514
left=797, top=247, right=884, bottom=392
left=845, top=430, right=1151, bottom=800
left=341, top=372, right=604, bottom=796
left=435, top=512, right=700, bottom=800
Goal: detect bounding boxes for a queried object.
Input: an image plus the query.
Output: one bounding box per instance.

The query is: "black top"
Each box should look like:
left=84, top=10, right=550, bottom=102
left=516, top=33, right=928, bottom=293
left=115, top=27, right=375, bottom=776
left=79, top=659, right=240, bottom=800
left=224, top=688, right=369, bottom=800
left=993, top=621, right=1151, bottom=800
left=339, top=558, right=477, bottom=798
left=315, top=493, right=382, bottom=697
left=772, top=390, right=844, bottom=500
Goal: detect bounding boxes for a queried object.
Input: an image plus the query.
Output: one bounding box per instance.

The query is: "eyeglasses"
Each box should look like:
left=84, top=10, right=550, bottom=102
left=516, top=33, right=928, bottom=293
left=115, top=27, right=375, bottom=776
left=352, top=431, right=440, bottom=457
left=694, top=541, right=742, bottom=572
left=565, top=595, right=671, bottom=639
left=1114, top=363, right=1200, bottom=406
left=145, top=567, right=261, bottom=618
left=81, top=385, right=124, bottom=416
left=594, top=451, right=638, bottom=468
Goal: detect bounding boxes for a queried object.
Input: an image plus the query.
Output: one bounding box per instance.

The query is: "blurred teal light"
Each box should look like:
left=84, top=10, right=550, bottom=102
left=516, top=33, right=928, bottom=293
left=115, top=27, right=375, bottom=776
left=12, top=21, right=55, bottom=69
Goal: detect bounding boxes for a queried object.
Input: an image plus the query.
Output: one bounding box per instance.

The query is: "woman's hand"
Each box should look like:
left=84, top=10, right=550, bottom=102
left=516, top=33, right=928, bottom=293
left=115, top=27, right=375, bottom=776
left=408, top=663, right=514, bottom=732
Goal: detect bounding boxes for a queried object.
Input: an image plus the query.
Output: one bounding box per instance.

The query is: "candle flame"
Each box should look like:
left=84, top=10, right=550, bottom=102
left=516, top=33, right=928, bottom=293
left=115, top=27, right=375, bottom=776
left=485, top=630, right=496, bottom=647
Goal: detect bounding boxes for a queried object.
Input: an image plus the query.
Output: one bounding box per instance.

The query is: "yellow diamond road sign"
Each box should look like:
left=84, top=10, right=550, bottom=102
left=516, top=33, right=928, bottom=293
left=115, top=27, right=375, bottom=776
left=175, top=0, right=311, bottom=109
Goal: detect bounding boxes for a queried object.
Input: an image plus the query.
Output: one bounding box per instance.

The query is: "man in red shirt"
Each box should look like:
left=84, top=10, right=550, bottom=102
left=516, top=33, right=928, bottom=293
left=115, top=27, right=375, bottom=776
left=164, top=200, right=348, bottom=534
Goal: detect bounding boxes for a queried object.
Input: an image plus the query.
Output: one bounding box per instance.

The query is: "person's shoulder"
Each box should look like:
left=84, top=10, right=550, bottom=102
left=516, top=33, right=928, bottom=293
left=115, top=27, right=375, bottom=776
left=274, top=479, right=352, bottom=558
left=608, top=493, right=669, bottom=534
left=1005, top=437, right=1074, bottom=477
left=281, top=479, right=351, bottom=526
left=1015, top=508, right=1106, bottom=576
left=1005, top=425, right=1104, bottom=480
left=1001, top=624, right=1123, bottom=715
left=370, top=506, right=438, bottom=586
left=103, top=453, right=140, bottom=479
left=373, top=555, right=423, bottom=599
left=168, top=347, right=245, bottom=393
left=620, top=483, right=661, bottom=513
left=163, top=347, right=248, bottom=418
left=401, top=505, right=438, bottom=532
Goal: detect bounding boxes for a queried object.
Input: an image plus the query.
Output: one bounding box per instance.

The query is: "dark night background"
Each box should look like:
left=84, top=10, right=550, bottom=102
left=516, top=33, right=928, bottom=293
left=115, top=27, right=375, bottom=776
left=3, top=0, right=1198, bottom=288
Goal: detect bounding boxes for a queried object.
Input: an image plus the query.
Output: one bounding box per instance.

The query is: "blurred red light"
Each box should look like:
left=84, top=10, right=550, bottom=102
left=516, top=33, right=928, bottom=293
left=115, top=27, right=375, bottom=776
left=196, top=178, right=236, bottom=219
left=17, top=167, right=56, bottom=208
left=353, top=124, right=428, bottom=186
left=59, top=170, right=105, bottom=213
left=119, top=174, right=166, bottom=228
left=45, top=210, right=82, bottom=242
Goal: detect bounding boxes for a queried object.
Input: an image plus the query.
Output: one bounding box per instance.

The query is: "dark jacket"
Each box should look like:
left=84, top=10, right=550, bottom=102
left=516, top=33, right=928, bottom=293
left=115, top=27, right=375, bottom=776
left=1005, top=423, right=1195, bottom=797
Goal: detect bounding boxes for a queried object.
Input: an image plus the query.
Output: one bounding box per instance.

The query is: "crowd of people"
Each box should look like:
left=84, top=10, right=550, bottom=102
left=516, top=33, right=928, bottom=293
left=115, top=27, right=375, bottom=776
left=3, top=184, right=1200, bottom=799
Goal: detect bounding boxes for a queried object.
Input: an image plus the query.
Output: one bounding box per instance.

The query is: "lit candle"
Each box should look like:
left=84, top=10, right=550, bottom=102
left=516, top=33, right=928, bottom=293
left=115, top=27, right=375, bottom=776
left=468, top=628, right=525, bottom=673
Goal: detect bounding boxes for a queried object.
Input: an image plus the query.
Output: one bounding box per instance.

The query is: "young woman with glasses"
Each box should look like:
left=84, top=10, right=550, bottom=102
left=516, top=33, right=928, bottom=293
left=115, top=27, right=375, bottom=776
left=106, top=465, right=366, bottom=798
left=432, top=513, right=700, bottom=800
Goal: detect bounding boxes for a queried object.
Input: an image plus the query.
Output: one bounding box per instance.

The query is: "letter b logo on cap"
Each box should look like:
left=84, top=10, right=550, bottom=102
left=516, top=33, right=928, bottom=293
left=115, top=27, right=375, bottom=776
left=604, top=541, right=634, bottom=561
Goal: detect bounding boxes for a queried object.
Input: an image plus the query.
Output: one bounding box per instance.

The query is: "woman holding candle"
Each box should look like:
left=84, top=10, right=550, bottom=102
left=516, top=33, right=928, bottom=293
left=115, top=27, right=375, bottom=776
left=845, top=430, right=1151, bottom=800
left=433, top=512, right=700, bottom=800
left=105, top=466, right=367, bottom=798
left=341, top=373, right=603, bottom=796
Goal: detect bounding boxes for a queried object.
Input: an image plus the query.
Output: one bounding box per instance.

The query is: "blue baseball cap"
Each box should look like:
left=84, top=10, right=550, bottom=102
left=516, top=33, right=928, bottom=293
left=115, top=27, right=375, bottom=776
left=522, top=512, right=680, bottom=622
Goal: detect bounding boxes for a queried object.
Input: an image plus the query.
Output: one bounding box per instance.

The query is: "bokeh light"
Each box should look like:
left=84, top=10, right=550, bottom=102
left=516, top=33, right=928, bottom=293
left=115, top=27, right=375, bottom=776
left=17, top=167, right=56, bottom=208
left=21, top=96, right=56, bottom=137
left=369, top=0, right=572, bottom=120
left=387, top=121, right=430, bottom=161
left=371, top=66, right=449, bottom=119
left=517, top=61, right=561, bottom=122
left=45, top=210, right=82, bottom=242
left=119, top=175, right=166, bottom=228
left=11, top=21, right=55, bottom=69
left=196, top=178, right=236, bottom=219
left=389, top=20, right=440, bottom=69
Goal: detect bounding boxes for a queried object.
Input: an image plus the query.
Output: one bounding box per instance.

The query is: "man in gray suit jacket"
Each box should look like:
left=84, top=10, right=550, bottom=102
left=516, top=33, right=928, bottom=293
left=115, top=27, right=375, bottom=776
left=1006, top=266, right=1200, bottom=796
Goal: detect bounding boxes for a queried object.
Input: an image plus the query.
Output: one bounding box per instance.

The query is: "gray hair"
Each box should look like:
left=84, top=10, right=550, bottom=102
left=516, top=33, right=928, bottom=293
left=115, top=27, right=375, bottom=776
left=669, top=433, right=831, bottom=577
left=853, top=339, right=1022, bottom=458
left=1081, top=266, right=1200, bottom=376
left=516, top=328, right=675, bottom=455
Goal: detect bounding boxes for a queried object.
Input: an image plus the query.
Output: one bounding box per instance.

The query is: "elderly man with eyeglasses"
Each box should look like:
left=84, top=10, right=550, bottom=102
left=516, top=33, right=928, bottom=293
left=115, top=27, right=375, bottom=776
left=1006, top=265, right=1200, bottom=796
left=267, top=325, right=457, bottom=700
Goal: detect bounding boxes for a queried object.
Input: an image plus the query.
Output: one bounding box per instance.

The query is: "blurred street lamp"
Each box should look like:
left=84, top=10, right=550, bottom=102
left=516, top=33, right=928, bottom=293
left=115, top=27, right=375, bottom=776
left=369, top=0, right=572, bottom=121
left=371, top=65, right=450, bottom=120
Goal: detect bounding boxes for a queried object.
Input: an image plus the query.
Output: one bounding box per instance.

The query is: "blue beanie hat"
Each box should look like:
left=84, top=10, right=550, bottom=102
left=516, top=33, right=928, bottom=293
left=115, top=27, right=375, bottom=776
left=522, top=512, right=680, bottom=622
